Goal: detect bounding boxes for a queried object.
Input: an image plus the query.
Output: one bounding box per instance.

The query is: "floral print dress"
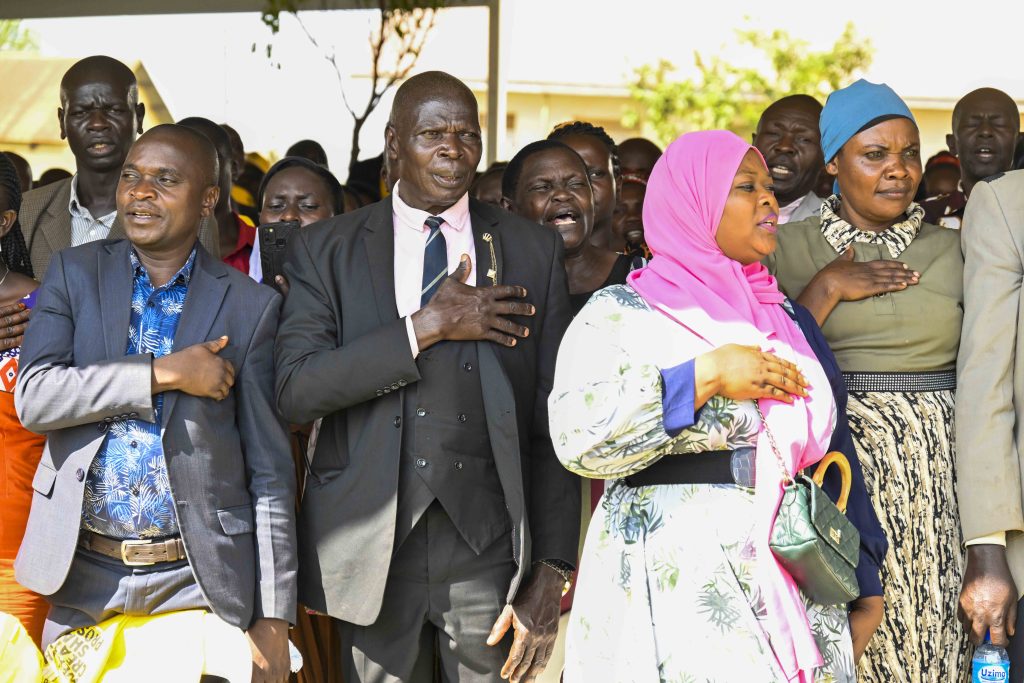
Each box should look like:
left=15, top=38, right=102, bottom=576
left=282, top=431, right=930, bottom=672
left=549, top=285, right=855, bottom=683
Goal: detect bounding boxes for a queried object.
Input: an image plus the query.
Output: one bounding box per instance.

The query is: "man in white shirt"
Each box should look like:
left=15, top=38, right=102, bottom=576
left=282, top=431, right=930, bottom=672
left=753, top=94, right=825, bottom=224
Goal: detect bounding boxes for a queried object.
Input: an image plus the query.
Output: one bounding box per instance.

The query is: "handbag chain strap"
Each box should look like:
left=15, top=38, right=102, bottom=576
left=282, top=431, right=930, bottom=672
left=755, top=402, right=794, bottom=485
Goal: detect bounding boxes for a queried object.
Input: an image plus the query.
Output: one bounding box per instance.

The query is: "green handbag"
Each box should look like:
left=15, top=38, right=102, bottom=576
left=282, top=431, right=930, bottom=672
left=758, top=406, right=861, bottom=606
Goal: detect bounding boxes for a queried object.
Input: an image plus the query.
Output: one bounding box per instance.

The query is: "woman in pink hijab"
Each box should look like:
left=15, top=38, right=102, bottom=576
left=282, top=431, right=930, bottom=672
left=548, top=130, right=886, bottom=682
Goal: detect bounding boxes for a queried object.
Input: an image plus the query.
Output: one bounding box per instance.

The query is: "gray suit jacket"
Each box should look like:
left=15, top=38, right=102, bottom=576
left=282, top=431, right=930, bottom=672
left=20, top=178, right=220, bottom=280
left=275, top=197, right=579, bottom=625
left=14, top=239, right=297, bottom=628
left=957, top=169, right=1024, bottom=594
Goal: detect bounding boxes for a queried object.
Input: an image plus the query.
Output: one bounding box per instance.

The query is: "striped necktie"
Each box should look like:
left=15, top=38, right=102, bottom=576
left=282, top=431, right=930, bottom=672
left=420, top=216, right=448, bottom=307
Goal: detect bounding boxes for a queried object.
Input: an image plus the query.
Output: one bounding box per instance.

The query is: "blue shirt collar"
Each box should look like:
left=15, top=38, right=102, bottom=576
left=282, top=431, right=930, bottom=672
left=129, top=245, right=199, bottom=289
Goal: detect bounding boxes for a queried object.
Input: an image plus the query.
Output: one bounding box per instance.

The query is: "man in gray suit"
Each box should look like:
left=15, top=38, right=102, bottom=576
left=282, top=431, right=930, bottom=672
left=957, top=168, right=1024, bottom=681
left=15, top=124, right=295, bottom=682
left=276, top=71, right=579, bottom=682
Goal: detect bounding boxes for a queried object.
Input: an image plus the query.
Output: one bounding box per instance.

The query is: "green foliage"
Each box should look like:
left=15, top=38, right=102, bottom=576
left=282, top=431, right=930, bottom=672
left=0, top=20, right=38, bottom=52
left=626, top=22, right=873, bottom=145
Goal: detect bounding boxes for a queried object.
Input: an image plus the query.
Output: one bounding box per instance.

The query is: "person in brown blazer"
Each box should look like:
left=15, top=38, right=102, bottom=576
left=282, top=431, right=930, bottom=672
left=18, top=55, right=217, bottom=282
left=8, top=56, right=218, bottom=356
left=957, top=168, right=1024, bottom=682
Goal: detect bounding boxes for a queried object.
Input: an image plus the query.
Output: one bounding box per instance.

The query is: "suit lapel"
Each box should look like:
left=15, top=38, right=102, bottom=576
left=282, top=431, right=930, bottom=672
left=470, top=200, right=502, bottom=288
left=97, top=240, right=135, bottom=361
left=39, top=179, right=73, bottom=259
left=108, top=214, right=126, bottom=241
left=162, top=247, right=229, bottom=424
left=363, top=197, right=400, bottom=323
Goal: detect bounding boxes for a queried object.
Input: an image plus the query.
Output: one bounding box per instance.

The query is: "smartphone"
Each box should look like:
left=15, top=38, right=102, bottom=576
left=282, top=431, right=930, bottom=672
left=258, top=220, right=300, bottom=292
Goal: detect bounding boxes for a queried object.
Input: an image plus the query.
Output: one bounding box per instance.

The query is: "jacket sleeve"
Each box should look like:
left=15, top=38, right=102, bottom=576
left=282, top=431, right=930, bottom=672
left=528, top=233, right=581, bottom=566
left=15, top=251, right=156, bottom=432
left=274, top=226, right=421, bottom=424
left=238, top=293, right=298, bottom=624
left=956, top=179, right=1024, bottom=541
left=793, top=301, right=887, bottom=598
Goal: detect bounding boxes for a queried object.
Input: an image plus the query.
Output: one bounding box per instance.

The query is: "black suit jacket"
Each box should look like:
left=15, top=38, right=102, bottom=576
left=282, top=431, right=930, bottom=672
left=274, top=196, right=579, bottom=625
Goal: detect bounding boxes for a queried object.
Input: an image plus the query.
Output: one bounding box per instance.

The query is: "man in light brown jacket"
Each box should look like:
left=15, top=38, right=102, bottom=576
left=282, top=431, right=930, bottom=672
left=957, top=168, right=1024, bottom=679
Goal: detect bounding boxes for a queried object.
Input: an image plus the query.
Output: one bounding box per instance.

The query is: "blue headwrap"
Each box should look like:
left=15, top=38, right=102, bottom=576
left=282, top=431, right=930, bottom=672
left=819, top=79, right=916, bottom=194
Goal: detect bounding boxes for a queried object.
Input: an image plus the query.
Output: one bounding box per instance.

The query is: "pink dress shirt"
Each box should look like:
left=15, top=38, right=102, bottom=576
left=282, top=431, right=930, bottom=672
left=392, top=180, right=478, bottom=357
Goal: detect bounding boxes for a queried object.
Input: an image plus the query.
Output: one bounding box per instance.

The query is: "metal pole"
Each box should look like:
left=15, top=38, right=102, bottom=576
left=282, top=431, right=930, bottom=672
left=485, top=0, right=506, bottom=166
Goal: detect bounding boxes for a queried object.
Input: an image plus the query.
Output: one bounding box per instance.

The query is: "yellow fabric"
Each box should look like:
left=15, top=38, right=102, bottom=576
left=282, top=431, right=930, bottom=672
left=965, top=531, right=1008, bottom=547
left=41, top=610, right=251, bottom=683
left=231, top=185, right=256, bottom=209
left=0, top=612, right=44, bottom=683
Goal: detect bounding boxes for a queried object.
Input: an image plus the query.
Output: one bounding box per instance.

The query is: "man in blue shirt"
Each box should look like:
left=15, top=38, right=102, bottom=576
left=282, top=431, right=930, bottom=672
left=15, top=124, right=296, bottom=682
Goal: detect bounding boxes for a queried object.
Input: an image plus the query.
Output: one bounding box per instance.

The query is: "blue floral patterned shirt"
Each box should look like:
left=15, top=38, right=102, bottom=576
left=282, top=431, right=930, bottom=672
left=81, top=247, right=197, bottom=539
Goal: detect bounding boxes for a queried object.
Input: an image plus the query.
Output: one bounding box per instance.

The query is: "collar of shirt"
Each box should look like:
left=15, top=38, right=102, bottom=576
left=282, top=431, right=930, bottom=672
left=68, top=174, right=118, bottom=227
left=129, top=244, right=199, bottom=289
left=391, top=179, right=471, bottom=234
left=778, top=194, right=806, bottom=224
left=818, top=193, right=924, bottom=259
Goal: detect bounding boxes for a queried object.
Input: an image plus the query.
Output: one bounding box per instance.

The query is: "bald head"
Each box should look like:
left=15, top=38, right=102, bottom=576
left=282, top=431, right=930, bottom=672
left=618, top=138, right=662, bottom=179
left=756, top=95, right=823, bottom=132
left=389, top=71, right=478, bottom=133
left=60, top=55, right=138, bottom=107
left=953, top=88, right=1018, bottom=130
left=178, top=116, right=233, bottom=209
left=949, top=87, right=1020, bottom=192
left=136, top=124, right=219, bottom=186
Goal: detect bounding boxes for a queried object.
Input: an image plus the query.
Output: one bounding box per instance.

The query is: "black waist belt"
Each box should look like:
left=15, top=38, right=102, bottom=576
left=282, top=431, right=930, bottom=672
left=842, top=369, right=956, bottom=393
left=623, top=450, right=736, bottom=487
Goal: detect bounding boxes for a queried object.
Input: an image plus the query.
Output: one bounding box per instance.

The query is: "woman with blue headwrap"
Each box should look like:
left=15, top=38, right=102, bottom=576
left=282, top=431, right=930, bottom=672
left=767, top=80, right=968, bottom=682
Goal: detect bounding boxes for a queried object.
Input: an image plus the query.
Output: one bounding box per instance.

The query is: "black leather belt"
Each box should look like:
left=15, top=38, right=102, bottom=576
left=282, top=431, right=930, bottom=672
left=623, top=450, right=749, bottom=487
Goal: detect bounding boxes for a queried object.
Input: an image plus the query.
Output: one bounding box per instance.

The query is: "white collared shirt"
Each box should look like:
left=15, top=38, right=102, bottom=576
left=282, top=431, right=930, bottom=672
left=392, top=180, right=478, bottom=358
left=68, top=175, right=117, bottom=246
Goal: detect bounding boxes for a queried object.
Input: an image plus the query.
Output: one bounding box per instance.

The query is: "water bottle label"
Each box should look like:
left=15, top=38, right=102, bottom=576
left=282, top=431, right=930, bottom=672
left=974, top=662, right=1010, bottom=682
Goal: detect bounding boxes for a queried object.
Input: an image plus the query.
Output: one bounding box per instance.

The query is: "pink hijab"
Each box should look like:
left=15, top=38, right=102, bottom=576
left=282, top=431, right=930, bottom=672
left=628, top=131, right=836, bottom=681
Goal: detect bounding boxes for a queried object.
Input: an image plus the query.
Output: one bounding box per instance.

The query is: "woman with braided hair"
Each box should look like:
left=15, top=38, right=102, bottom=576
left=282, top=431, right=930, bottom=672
left=0, top=151, right=46, bottom=646
left=548, top=121, right=623, bottom=253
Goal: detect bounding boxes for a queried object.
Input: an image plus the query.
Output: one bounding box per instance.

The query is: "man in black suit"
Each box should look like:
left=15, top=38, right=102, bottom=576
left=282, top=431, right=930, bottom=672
left=275, top=71, right=579, bottom=682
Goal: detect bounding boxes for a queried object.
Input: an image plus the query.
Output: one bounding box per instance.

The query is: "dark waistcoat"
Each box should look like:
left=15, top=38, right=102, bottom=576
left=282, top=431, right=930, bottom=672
left=395, top=340, right=509, bottom=554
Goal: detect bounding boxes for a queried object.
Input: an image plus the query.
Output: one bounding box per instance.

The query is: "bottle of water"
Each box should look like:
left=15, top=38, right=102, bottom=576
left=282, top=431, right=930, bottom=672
left=973, top=631, right=1011, bottom=682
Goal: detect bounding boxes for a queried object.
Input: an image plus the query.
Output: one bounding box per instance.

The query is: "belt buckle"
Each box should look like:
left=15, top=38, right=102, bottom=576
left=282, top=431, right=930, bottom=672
left=120, top=538, right=155, bottom=566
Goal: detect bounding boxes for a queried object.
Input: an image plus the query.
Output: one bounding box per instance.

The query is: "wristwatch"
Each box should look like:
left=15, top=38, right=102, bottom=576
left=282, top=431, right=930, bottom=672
left=536, top=559, right=575, bottom=595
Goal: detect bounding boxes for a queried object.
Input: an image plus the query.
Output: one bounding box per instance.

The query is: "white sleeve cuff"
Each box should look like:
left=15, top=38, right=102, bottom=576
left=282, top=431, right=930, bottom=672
left=965, top=531, right=1007, bottom=547
left=405, top=316, right=420, bottom=360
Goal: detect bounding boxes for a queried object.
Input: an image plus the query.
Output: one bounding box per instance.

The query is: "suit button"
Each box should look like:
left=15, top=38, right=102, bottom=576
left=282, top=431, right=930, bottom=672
left=383, top=387, right=391, bottom=394
left=454, top=461, right=464, bottom=470
left=398, top=379, right=407, bottom=387
left=463, top=362, right=473, bottom=372
left=415, top=458, right=427, bottom=468
left=376, top=389, right=384, bottom=396
left=104, top=417, right=113, bottom=423
left=129, top=412, right=139, bottom=419
left=391, top=383, right=399, bottom=390
left=458, top=413, right=467, bottom=423
left=393, top=416, right=402, bottom=428
left=416, top=408, right=427, bottom=418
left=75, top=468, right=85, bottom=482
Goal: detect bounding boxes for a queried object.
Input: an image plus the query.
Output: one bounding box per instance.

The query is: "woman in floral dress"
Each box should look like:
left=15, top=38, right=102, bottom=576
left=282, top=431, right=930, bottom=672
left=548, top=131, right=887, bottom=682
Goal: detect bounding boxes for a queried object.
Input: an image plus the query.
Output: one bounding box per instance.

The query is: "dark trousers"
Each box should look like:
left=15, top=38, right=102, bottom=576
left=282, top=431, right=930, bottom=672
left=338, top=501, right=515, bottom=683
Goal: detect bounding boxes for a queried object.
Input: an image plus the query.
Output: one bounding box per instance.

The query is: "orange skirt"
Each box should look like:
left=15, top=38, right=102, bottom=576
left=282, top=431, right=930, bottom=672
left=0, top=389, right=48, bottom=646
